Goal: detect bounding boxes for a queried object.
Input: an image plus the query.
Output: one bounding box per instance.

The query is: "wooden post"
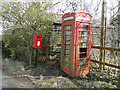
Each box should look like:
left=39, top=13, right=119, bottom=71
left=46, top=46, right=48, bottom=63
left=35, top=49, right=38, bottom=68
left=100, top=0, right=106, bottom=71
left=117, top=1, right=120, bottom=89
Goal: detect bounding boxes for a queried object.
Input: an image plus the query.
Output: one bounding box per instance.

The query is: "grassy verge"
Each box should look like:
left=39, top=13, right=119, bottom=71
left=2, top=58, right=26, bottom=75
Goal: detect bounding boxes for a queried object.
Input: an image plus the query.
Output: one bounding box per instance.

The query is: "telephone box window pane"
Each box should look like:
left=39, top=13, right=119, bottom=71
left=80, top=31, right=89, bottom=36
left=63, top=46, right=70, bottom=51
left=79, top=37, right=88, bottom=42
left=80, top=42, right=88, bottom=47
left=80, top=25, right=89, bottom=30
left=77, top=58, right=88, bottom=70
left=77, top=64, right=88, bottom=70
left=66, top=41, right=70, bottom=44
left=80, top=48, right=87, bottom=52
left=80, top=53, right=87, bottom=58
left=65, top=54, right=69, bottom=57
left=78, top=58, right=88, bottom=65
left=78, top=53, right=87, bottom=59
left=80, top=58, right=88, bottom=65
left=65, top=36, right=70, bottom=40
left=65, top=50, right=70, bottom=54
left=62, top=25, right=72, bottom=69
left=65, top=31, right=71, bottom=35
left=63, top=57, right=70, bottom=68
left=65, top=46, right=70, bottom=50
left=64, top=25, right=71, bottom=30
left=78, top=48, right=88, bottom=58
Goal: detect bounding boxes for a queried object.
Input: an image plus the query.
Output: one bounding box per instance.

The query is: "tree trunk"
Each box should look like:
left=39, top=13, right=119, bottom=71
left=117, top=1, right=120, bottom=89
left=99, top=0, right=106, bottom=71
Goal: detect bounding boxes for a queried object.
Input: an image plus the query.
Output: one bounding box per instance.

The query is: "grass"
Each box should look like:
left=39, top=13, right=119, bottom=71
left=2, top=58, right=25, bottom=71
left=43, top=78, right=55, bottom=83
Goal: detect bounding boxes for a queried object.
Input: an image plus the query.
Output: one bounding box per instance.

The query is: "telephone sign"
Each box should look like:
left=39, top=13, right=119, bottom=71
left=33, top=34, right=42, bottom=48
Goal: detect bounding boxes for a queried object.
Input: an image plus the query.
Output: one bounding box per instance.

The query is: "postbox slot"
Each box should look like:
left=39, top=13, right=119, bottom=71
left=37, top=36, right=41, bottom=38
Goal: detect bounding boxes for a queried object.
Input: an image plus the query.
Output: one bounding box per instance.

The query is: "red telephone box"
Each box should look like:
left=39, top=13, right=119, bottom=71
left=61, top=12, right=92, bottom=77
left=33, top=34, right=42, bottom=48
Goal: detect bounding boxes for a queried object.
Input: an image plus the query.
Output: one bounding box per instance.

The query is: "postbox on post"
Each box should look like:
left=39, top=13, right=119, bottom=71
left=33, top=34, right=42, bottom=49
left=61, top=12, right=92, bottom=77
left=33, top=34, right=42, bottom=68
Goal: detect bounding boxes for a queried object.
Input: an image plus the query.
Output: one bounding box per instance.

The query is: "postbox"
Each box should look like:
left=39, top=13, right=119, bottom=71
left=61, top=12, right=92, bottom=77
left=33, top=34, right=42, bottom=48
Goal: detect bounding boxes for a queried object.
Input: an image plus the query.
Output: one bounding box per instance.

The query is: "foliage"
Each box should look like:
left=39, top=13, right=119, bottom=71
left=2, top=41, right=11, bottom=58
left=1, top=1, right=56, bottom=65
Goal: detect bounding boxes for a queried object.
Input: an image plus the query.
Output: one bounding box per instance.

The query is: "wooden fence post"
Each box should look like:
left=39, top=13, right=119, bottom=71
left=100, top=0, right=106, bottom=71
left=117, top=1, right=120, bottom=89
left=46, top=46, right=48, bottom=63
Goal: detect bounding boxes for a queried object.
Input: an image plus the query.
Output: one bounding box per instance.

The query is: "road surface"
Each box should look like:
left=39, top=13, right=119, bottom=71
left=1, top=70, right=35, bottom=88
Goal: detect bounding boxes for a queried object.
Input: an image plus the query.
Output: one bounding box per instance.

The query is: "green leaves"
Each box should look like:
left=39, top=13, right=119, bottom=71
left=2, top=1, right=56, bottom=62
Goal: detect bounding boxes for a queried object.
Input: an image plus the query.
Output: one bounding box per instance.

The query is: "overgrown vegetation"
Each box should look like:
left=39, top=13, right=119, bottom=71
left=1, top=1, right=56, bottom=65
left=2, top=58, right=119, bottom=89
left=1, top=0, right=120, bottom=89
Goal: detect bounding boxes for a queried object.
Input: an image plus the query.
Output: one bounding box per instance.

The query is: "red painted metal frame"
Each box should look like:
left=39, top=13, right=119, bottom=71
left=33, top=34, right=42, bottom=48
left=61, top=12, right=92, bottom=77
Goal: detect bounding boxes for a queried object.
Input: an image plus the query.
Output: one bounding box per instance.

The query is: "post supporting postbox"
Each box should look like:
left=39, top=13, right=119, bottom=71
left=35, top=48, right=38, bottom=68
left=33, top=34, right=42, bottom=68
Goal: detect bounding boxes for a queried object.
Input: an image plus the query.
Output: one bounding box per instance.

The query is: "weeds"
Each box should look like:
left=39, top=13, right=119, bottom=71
left=2, top=58, right=119, bottom=89
left=2, top=58, right=25, bottom=71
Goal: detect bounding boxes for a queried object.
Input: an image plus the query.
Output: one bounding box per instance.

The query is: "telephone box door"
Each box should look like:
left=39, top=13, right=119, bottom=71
left=75, top=22, right=91, bottom=75
left=61, top=19, right=75, bottom=76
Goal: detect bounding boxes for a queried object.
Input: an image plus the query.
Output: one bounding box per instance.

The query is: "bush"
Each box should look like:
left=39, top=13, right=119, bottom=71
left=2, top=41, right=11, bottom=58
left=15, top=47, right=30, bottom=65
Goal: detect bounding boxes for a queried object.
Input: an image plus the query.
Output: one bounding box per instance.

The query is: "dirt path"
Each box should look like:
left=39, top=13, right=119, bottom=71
left=2, top=70, right=35, bottom=88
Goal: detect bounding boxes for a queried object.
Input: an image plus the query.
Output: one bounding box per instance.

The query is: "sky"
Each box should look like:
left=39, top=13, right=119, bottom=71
left=0, top=0, right=119, bottom=35
left=0, top=17, right=2, bottom=35
left=53, top=0, right=119, bottom=23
